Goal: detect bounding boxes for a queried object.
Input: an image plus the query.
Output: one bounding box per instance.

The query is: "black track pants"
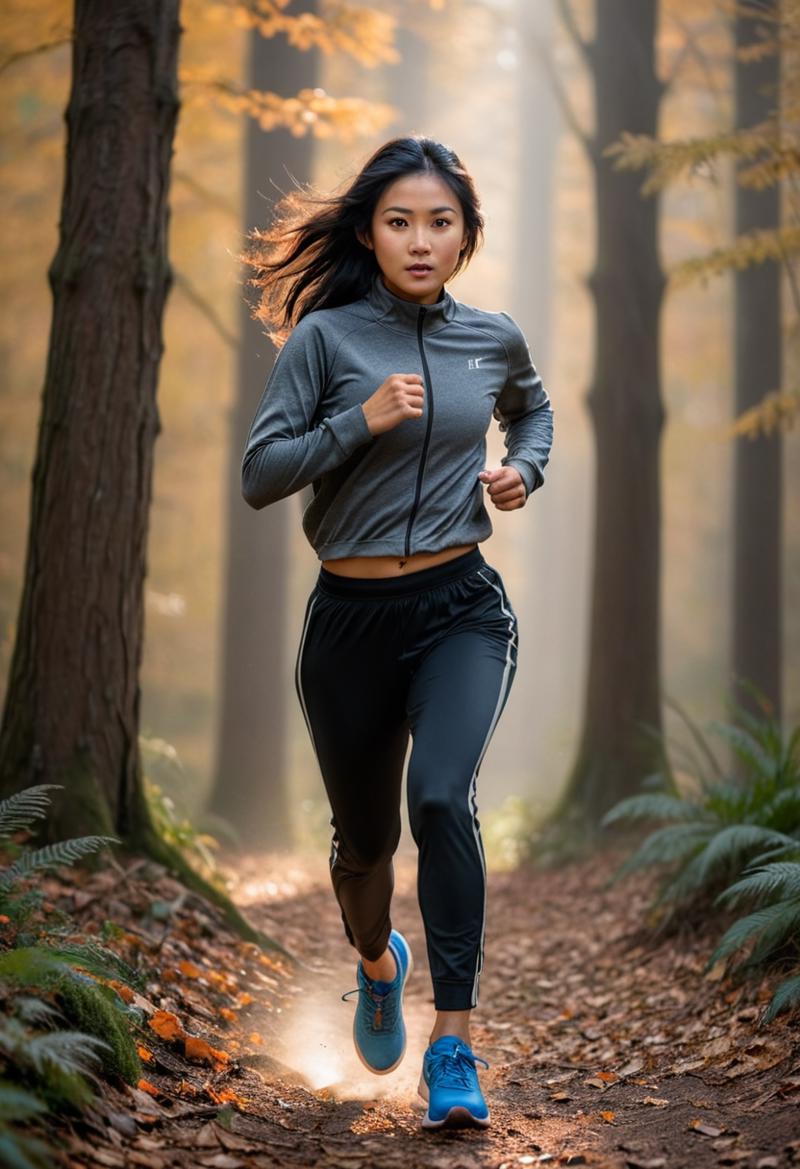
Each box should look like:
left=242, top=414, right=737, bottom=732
left=294, top=547, right=518, bottom=1011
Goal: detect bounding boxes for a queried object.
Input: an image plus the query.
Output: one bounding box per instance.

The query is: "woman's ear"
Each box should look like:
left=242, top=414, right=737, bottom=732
left=356, top=228, right=373, bottom=250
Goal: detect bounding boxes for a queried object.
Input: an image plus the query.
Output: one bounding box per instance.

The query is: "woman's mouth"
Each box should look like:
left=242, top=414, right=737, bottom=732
left=407, top=264, right=433, bottom=274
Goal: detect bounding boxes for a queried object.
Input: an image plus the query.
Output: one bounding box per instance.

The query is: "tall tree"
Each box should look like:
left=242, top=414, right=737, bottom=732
left=0, top=0, right=181, bottom=846
left=208, top=17, right=320, bottom=849
left=550, top=0, right=667, bottom=832
left=732, top=0, right=783, bottom=724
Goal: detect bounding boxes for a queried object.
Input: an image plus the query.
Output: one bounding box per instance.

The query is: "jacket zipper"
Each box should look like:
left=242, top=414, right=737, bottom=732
left=404, top=306, right=434, bottom=558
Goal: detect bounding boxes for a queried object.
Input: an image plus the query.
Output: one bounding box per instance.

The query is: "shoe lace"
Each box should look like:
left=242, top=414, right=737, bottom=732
left=427, top=1043, right=489, bottom=1090
left=341, top=981, right=399, bottom=1031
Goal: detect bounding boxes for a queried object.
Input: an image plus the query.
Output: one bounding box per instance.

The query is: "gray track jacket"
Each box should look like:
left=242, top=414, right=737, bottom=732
left=241, top=272, right=554, bottom=561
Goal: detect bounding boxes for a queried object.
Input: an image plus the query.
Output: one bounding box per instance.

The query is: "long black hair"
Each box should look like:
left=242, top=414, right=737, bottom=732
left=242, top=135, right=485, bottom=346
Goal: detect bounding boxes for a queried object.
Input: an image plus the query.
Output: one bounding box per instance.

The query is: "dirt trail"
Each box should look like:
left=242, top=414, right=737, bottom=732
left=59, top=847, right=799, bottom=1169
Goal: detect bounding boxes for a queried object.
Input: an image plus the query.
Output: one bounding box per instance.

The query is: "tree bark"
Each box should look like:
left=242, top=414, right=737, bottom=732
left=732, top=0, right=783, bottom=725
left=554, top=0, right=667, bottom=832
left=0, top=0, right=181, bottom=846
left=208, top=16, right=320, bottom=848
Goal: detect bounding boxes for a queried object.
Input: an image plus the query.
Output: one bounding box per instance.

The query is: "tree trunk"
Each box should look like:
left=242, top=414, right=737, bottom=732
left=554, top=0, right=667, bottom=832
left=208, top=16, right=320, bottom=848
left=732, top=0, right=783, bottom=725
left=0, top=0, right=181, bottom=847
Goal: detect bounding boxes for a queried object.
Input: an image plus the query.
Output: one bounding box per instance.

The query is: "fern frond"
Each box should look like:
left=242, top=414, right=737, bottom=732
left=601, top=792, right=703, bottom=827
left=613, top=822, right=713, bottom=880
left=706, top=720, right=777, bottom=780
left=700, top=825, right=798, bottom=881
left=0, top=835, right=119, bottom=890
left=0, top=785, right=62, bottom=839
left=26, top=1029, right=111, bottom=1078
left=0, top=1079, right=48, bottom=1122
left=38, top=939, right=144, bottom=991
left=763, top=973, right=800, bottom=1021
left=718, top=862, right=800, bottom=909
left=708, top=899, right=800, bottom=965
left=10, top=996, right=63, bottom=1028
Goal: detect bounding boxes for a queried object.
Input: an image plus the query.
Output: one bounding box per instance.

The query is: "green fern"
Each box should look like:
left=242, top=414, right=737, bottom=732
left=603, top=706, right=800, bottom=910
left=0, top=785, right=64, bottom=839
left=0, top=1079, right=54, bottom=1169
left=0, top=836, right=120, bottom=892
left=719, top=861, right=800, bottom=908
left=763, top=974, right=800, bottom=1021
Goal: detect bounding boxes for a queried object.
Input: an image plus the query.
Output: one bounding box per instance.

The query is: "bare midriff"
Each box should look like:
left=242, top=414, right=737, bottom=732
left=321, top=542, right=479, bottom=579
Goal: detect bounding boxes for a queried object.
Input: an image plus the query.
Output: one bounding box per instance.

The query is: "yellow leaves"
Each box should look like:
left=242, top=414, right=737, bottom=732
left=180, top=70, right=397, bottom=144
left=599, top=1110, right=616, bottom=1123
left=178, top=958, right=203, bottom=979
left=726, top=389, right=800, bottom=439
left=194, top=0, right=399, bottom=68
left=669, top=225, right=800, bottom=288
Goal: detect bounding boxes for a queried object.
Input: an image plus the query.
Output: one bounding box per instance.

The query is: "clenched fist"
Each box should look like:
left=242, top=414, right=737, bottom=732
left=361, top=373, right=425, bottom=436
left=478, top=467, right=527, bottom=511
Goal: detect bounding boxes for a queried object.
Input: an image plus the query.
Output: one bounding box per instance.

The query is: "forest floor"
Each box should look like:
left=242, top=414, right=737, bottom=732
left=46, top=844, right=800, bottom=1169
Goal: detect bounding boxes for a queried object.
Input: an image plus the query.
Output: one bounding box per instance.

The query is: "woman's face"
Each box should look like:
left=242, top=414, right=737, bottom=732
left=359, top=171, right=469, bottom=304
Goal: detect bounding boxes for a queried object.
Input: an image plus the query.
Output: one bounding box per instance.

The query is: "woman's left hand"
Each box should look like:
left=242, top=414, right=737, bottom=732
left=477, top=467, right=527, bottom=511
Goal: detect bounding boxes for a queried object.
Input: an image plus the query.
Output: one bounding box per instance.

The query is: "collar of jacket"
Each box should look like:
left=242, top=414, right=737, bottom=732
left=364, top=271, right=456, bottom=335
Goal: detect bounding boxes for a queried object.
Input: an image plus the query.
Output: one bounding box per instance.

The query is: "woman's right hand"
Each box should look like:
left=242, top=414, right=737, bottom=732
left=361, top=373, right=424, bottom=436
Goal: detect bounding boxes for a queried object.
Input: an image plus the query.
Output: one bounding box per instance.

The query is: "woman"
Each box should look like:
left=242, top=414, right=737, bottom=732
left=241, top=136, right=553, bottom=1130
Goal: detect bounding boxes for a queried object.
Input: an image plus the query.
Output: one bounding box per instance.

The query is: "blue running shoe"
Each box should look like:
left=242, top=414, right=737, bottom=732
left=418, top=1035, right=490, bottom=1129
left=341, top=929, right=413, bottom=1074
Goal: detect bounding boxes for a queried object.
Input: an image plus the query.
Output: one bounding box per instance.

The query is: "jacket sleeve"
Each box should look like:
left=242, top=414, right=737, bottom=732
left=241, top=316, right=373, bottom=510
left=493, top=312, right=554, bottom=497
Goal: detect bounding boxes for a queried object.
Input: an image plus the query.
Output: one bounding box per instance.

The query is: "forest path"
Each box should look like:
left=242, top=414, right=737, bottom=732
left=62, top=848, right=799, bottom=1169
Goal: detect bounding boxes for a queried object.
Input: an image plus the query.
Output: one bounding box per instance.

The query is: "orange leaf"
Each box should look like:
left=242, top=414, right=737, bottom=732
left=137, top=1078, right=161, bottom=1096
left=179, top=959, right=202, bottom=979
left=597, top=1070, right=618, bottom=1082
left=149, top=1009, right=186, bottom=1042
left=184, top=1035, right=230, bottom=1067
left=219, top=1007, right=237, bottom=1022
left=217, top=1088, right=248, bottom=1108
left=248, top=1031, right=263, bottom=1046
left=600, top=1110, right=616, bottom=1123
left=108, top=980, right=135, bottom=1003
left=136, top=1044, right=154, bottom=1062
left=237, top=992, right=254, bottom=1006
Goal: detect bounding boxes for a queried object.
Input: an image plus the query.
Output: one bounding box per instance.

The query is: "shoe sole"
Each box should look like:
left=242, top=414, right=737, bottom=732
left=352, top=934, right=414, bottom=1076
left=417, top=1072, right=490, bottom=1129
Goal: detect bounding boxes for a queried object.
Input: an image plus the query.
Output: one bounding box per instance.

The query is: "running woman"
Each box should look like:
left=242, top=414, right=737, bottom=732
left=241, top=135, right=553, bottom=1130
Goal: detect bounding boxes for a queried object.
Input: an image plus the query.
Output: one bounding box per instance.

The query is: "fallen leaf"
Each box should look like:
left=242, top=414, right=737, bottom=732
left=149, top=1008, right=186, bottom=1042
left=185, top=1035, right=230, bottom=1067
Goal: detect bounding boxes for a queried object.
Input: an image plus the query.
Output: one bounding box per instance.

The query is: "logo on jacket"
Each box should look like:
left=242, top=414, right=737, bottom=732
left=468, top=357, right=487, bottom=369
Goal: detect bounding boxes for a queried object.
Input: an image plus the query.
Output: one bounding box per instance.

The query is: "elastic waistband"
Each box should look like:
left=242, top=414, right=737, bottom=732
left=316, top=547, right=486, bottom=600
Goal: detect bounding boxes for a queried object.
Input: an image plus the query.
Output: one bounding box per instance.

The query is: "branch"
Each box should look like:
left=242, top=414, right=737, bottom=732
left=554, top=0, right=592, bottom=70
left=173, top=270, right=238, bottom=350
left=530, top=34, right=593, bottom=163
left=0, top=35, right=71, bottom=76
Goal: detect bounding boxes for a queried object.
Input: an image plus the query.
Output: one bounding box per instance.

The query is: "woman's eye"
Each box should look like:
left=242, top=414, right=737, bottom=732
left=389, top=217, right=407, bottom=227
left=435, top=218, right=451, bottom=227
